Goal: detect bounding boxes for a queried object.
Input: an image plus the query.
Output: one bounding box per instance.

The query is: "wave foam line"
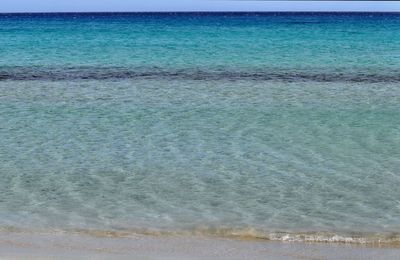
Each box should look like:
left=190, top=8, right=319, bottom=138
left=2, top=226, right=399, bottom=247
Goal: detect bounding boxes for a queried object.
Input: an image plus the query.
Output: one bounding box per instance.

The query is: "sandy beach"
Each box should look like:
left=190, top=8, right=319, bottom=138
left=0, top=231, right=399, bottom=260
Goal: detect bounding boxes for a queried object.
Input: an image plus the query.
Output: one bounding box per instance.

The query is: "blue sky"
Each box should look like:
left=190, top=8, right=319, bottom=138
left=1, top=0, right=399, bottom=12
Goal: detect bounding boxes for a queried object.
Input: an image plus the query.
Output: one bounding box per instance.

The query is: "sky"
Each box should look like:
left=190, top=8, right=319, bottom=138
left=0, top=0, right=399, bottom=13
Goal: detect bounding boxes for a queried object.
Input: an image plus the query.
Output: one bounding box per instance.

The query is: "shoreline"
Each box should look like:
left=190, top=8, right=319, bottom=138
left=1, top=230, right=400, bottom=259
left=2, top=226, right=400, bottom=247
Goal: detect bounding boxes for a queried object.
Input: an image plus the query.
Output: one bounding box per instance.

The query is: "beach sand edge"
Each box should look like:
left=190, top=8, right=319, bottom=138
left=0, top=231, right=400, bottom=259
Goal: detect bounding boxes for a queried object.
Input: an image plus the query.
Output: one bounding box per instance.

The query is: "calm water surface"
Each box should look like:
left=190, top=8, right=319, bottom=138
left=0, top=13, right=399, bottom=243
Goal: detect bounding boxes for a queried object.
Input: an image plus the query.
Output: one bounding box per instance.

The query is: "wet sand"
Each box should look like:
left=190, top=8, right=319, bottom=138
left=0, top=231, right=399, bottom=259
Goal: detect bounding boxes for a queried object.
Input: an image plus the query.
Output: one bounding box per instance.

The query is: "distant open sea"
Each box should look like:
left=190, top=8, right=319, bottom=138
left=0, top=12, right=399, bottom=244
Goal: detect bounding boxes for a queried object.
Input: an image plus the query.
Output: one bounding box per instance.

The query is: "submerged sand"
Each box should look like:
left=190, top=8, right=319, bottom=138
left=0, top=231, right=399, bottom=259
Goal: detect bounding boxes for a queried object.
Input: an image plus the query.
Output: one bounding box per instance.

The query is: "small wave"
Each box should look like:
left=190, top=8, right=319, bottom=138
left=67, top=227, right=400, bottom=247
left=2, top=226, right=399, bottom=247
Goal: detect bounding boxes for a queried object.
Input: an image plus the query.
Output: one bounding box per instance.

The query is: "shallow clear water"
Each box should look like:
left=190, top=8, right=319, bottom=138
left=0, top=13, right=400, bottom=243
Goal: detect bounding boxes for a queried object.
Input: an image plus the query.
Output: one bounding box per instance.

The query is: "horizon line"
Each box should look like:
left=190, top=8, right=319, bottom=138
left=1, top=11, right=400, bottom=14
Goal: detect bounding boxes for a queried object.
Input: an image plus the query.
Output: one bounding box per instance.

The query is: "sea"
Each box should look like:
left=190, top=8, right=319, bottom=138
left=0, top=12, right=399, bottom=244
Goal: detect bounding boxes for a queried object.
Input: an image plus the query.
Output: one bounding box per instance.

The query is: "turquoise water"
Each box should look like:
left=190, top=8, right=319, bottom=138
left=0, top=13, right=400, bottom=243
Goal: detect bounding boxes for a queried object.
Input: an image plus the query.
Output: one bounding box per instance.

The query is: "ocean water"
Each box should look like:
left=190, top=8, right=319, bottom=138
left=0, top=13, right=400, bottom=244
